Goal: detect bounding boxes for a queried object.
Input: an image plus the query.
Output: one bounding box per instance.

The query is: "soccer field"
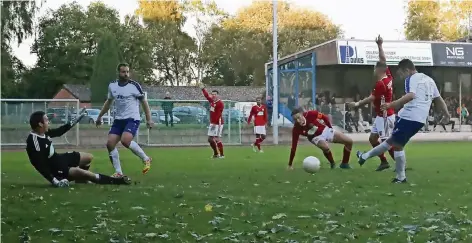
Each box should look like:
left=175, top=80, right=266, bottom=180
left=2, top=142, right=472, bottom=242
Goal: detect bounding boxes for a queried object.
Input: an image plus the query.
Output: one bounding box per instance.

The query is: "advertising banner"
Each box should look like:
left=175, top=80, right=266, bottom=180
left=337, top=40, right=433, bottom=66
left=431, top=43, right=472, bottom=67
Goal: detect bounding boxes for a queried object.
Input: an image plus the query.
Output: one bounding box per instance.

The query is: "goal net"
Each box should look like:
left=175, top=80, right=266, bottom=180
left=137, top=99, right=244, bottom=146
left=1, top=99, right=81, bottom=146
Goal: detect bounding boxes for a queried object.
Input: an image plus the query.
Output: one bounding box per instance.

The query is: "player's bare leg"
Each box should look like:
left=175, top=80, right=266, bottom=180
left=106, top=134, right=123, bottom=177
left=208, top=136, right=219, bottom=158
left=215, top=137, right=224, bottom=158
left=332, top=131, right=353, bottom=169
left=369, top=133, right=390, bottom=171
left=252, top=134, right=260, bottom=152
left=68, top=167, right=131, bottom=185
left=312, top=140, right=336, bottom=169
left=75, top=152, right=94, bottom=184
left=121, top=132, right=152, bottom=174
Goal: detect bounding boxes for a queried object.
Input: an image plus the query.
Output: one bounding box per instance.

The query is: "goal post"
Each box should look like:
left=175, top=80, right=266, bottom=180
left=1, top=99, right=81, bottom=146
left=139, top=99, right=245, bottom=146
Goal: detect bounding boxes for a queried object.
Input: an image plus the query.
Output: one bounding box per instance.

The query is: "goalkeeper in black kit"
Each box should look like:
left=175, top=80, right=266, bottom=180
left=26, top=110, right=131, bottom=187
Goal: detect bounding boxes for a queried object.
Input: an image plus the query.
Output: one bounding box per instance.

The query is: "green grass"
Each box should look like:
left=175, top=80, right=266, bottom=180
left=2, top=142, right=472, bottom=242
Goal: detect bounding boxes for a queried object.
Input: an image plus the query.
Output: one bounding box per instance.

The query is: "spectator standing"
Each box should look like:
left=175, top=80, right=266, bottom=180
left=162, top=92, right=174, bottom=127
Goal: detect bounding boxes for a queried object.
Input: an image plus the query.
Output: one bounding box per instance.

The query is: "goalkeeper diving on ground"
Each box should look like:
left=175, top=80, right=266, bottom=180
left=25, top=109, right=131, bottom=187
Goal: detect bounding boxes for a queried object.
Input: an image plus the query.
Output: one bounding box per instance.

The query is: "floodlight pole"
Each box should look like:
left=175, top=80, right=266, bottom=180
left=272, top=0, right=279, bottom=145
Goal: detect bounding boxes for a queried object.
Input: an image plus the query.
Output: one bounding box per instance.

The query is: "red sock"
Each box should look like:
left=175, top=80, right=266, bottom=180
left=371, top=140, right=387, bottom=162
left=217, top=141, right=224, bottom=156
left=342, top=146, right=351, bottom=164
left=209, top=141, right=218, bottom=155
left=388, top=148, right=395, bottom=160
left=254, top=138, right=261, bottom=150
left=323, top=150, right=335, bottom=164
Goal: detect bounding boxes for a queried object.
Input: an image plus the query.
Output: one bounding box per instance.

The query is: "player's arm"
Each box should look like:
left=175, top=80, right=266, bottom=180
left=389, top=77, right=415, bottom=109
left=26, top=143, right=56, bottom=185
left=432, top=85, right=450, bottom=119
left=46, top=110, right=85, bottom=138
left=98, top=85, right=114, bottom=119
left=288, top=127, right=300, bottom=167
left=46, top=123, right=72, bottom=138
left=317, top=111, right=332, bottom=128
left=376, top=35, right=386, bottom=64
left=350, top=94, right=374, bottom=108
left=247, top=107, right=255, bottom=125
left=199, top=83, right=212, bottom=102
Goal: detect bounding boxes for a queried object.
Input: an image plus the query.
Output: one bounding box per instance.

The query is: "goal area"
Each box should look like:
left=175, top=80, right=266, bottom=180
left=136, top=99, right=244, bottom=147
left=0, top=98, right=246, bottom=148
left=1, top=99, right=81, bottom=146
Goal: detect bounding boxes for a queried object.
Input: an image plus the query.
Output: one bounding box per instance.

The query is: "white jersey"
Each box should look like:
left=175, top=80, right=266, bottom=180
left=108, top=80, right=144, bottom=120
left=398, top=72, right=440, bottom=123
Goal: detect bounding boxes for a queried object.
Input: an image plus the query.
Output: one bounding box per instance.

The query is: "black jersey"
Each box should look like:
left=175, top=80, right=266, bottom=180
left=25, top=124, right=72, bottom=182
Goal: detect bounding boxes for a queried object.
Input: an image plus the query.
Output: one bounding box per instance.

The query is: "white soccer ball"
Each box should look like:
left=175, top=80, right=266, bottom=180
left=303, top=156, right=321, bottom=173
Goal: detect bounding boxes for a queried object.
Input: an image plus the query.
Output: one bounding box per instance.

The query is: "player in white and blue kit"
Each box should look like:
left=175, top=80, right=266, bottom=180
left=356, top=59, right=450, bottom=183
left=97, top=63, right=153, bottom=177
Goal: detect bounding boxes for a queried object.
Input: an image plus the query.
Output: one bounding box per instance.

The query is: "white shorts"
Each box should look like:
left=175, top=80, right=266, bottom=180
left=311, top=127, right=335, bottom=145
left=254, top=126, right=266, bottom=135
left=207, top=124, right=223, bottom=137
left=371, top=115, right=396, bottom=139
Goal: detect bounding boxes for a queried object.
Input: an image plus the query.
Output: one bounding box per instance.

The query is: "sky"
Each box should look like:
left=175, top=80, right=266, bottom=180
left=12, top=0, right=406, bottom=67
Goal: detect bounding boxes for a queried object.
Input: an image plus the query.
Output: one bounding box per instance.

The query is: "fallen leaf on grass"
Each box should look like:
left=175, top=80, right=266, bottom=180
left=205, top=204, right=213, bottom=212
left=272, top=213, right=287, bottom=220
left=131, top=206, right=145, bottom=210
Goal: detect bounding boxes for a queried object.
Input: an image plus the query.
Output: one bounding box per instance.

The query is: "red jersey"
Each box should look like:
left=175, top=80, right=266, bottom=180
left=289, top=110, right=331, bottom=165
left=372, top=67, right=394, bottom=116
left=247, top=105, right=267, bottom=126
left=202, top=88, right=224, bottom=125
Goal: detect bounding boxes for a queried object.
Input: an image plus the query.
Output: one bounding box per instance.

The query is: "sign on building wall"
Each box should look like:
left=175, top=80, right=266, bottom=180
left=337, top=40, right=434, bottom=66
left=431, top=43, right=472, bottom=67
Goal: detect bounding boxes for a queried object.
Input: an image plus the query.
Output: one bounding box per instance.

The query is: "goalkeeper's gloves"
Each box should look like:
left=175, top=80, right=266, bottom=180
left=69, top=108, right=86, bottom=126
left=52, top=178, right=69, bottom=188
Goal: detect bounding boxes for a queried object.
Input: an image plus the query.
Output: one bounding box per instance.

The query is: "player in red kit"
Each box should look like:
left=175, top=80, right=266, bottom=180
left=199, top=83, right=225, bottom=158
left=288, top=107, right=353, bottom=170
left=348, top=35, right=395, bottom=171
left=247, top=97, right=268, bottom=153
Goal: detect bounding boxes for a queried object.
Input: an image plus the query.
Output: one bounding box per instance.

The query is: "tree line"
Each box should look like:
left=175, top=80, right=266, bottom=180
left=1, top=0, right=471, bottom=100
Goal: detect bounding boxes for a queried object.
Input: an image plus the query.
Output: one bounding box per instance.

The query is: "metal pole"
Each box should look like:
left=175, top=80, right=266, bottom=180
left=272, top=0, right=279, bottom=145
left=459, top=80, right=462, bottom=131
left=76, top=100, right=80, bottom=146
left=145, top=92, right=150, bottom=145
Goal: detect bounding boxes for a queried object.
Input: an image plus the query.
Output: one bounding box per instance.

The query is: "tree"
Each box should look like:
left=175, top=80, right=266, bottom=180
left=90, top=32, right=120, bottom=103
left=1, top=0, right=39, bottom=98
left=200, top=1, right=341, bottom=86
left=135, top=0, right=197, bottom=86
left=405, top=0, right=472, bottom=41
left=25, top=1, right=156, bottom=98
left=182, top=0, right=227, bottom=83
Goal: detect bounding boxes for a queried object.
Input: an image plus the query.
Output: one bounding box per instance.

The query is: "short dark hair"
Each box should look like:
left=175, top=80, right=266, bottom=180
left=397, top=59, right=415, bottom=70
left=375, top=61, right=387, bottom=69
left=211, top=90, right=218, bottom=94
left=291, top=106, right=304, bottom=116
left=29, top=111, right=46, bottom=130
left=117, top=63, right=129, bottom=72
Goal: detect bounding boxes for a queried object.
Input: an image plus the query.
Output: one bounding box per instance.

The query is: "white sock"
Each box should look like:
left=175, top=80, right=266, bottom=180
left=95, top=173, right=100, bottom=179
left=362, top=141, right=391, bottom=160
left=394, top=150, right=407, bottom=180
left=129, top=141, right=150, bottom=162
left=109, top=148, right=122, bottom=174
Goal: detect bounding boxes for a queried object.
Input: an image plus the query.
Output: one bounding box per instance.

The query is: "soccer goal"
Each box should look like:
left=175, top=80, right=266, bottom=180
left=1, top=99, right=81, bottom=146
left=137, top=99, right=244, bottom=146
